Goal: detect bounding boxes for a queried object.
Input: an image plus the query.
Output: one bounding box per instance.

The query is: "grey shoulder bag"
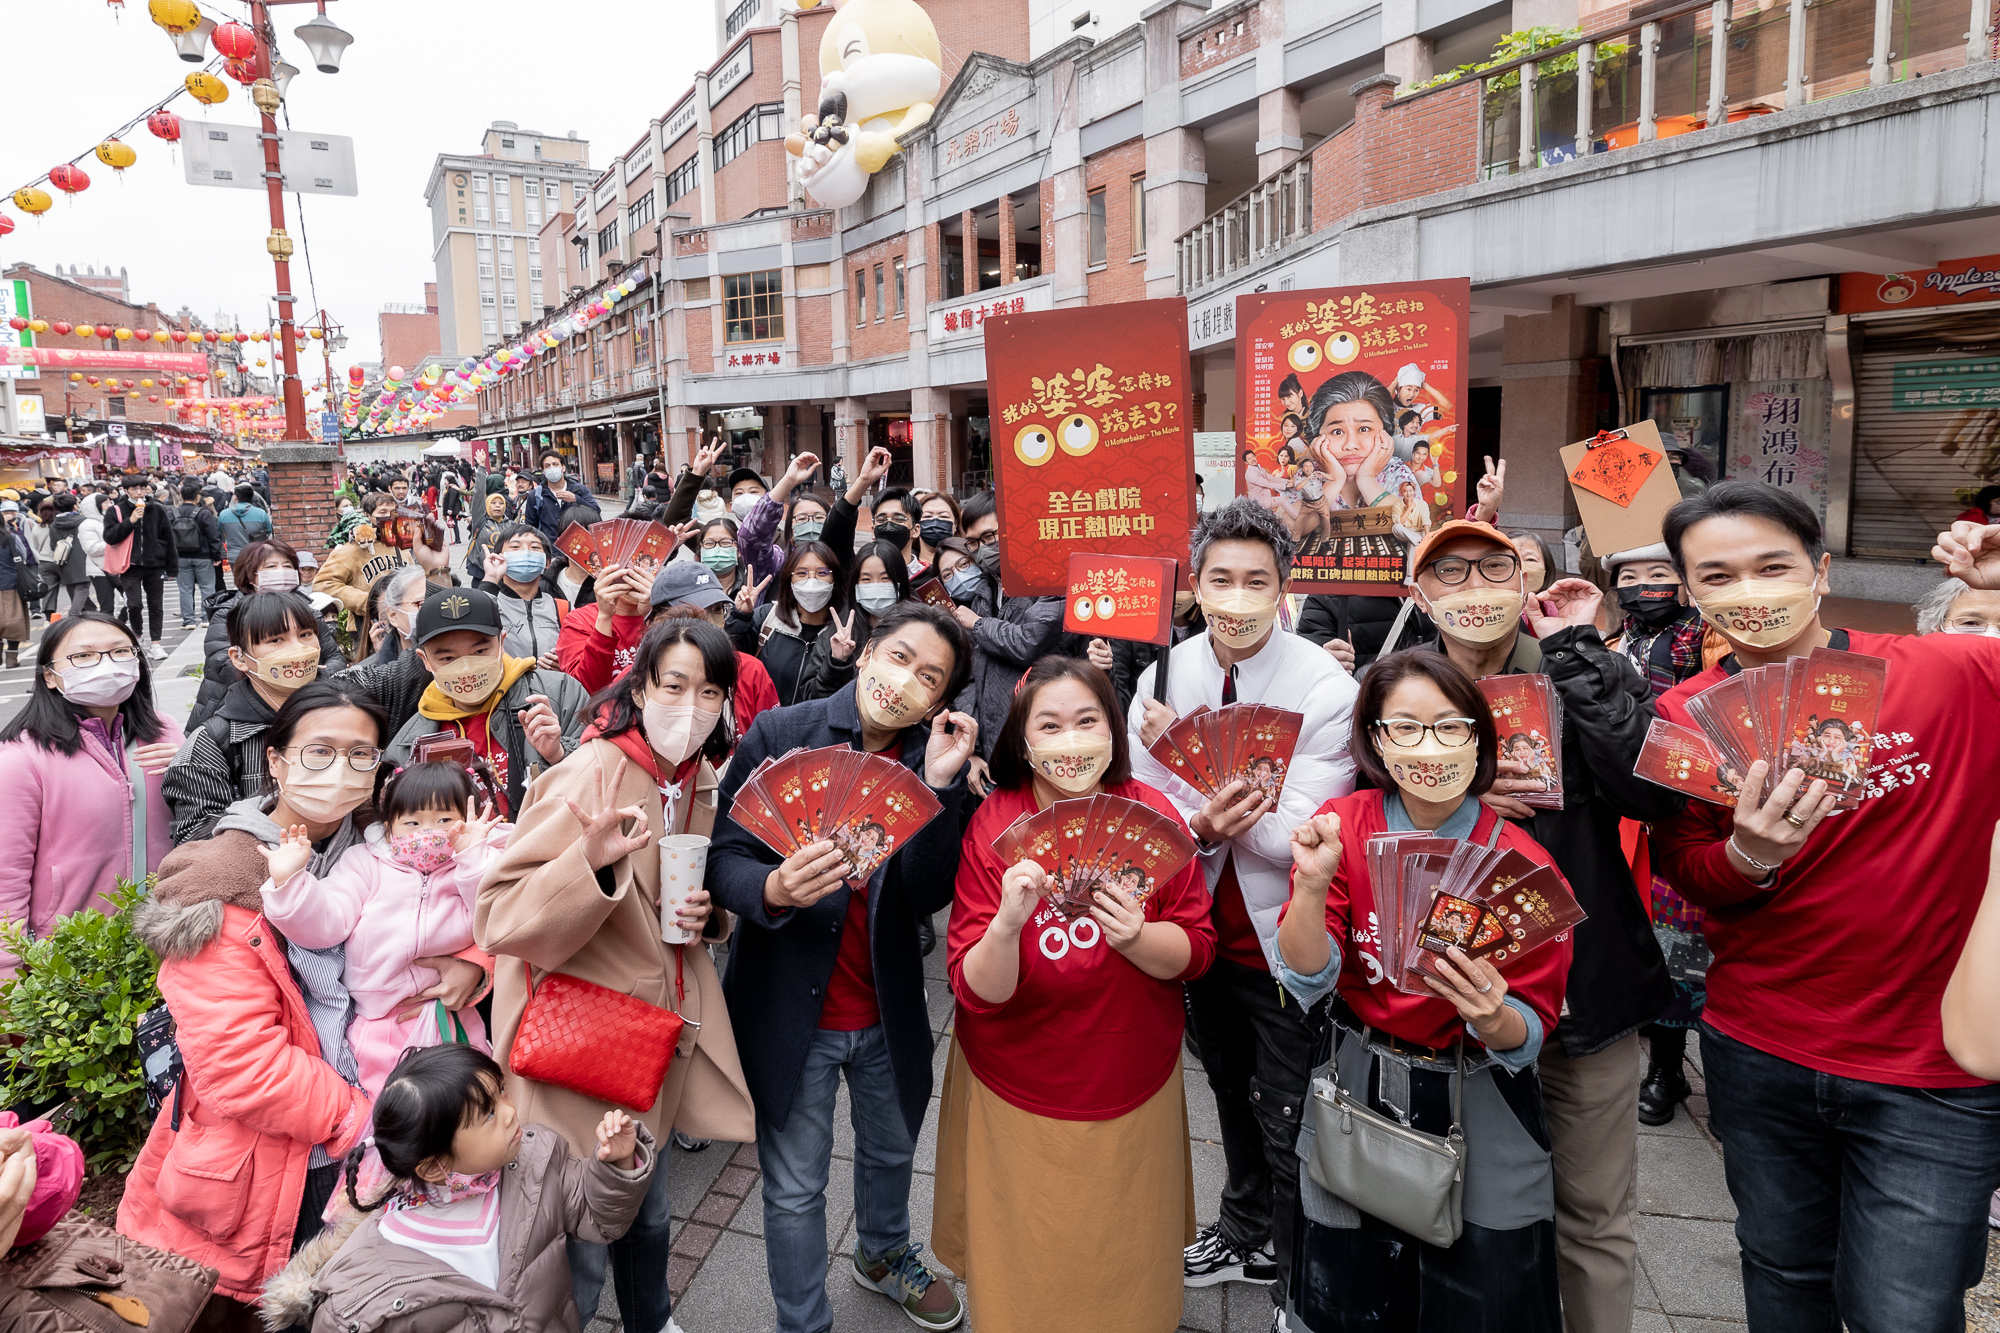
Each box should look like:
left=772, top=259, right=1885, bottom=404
left=1306, top=1037, right=1465, bottom=1248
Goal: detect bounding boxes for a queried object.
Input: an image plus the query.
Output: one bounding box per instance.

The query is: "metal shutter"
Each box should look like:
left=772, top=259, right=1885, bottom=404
left=1850, top=307, right=2000, bottom=559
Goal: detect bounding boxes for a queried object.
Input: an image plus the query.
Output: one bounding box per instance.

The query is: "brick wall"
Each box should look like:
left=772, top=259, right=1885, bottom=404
left=1084, top=137, right=1149, bottom=306
left=712, top=143, right=792, bottom=223
left=1181, top=3, right=1261, bottom=78
left=796, top=289, right=833, bottom=367
left=265, top=445, right=344, bottom=556
left=845, top=235, right=912, bottom=361
left=3, top=263, right=214, bottom=429
left=1309, top=77, right=1481, bottom=236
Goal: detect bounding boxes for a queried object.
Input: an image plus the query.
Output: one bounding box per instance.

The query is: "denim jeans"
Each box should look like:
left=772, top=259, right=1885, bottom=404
left=567, top=1146, right=674, bottom=1333
left=758, top=1024, right=917, bottom=1333
left=176, top=559, right=216, bottom=624
left=1701, top=1024, right=2000, bottom=1332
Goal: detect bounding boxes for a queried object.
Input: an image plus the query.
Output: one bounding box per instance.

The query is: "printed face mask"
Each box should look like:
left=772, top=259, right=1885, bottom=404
left=430, top=652, right=505, bottom=704
left=1380, top=735, right=1479, bottom=803
left=1617, top=583, right=1685, bottom=631
left=389, top=827, right=456, bottom=876
left=242, top=643, right=319, bottom=694
left=256, top=567, right=301, bottom=593
left=856, top=656, right=933, bottom=730
left=279, top=759, right=377, bottom=823
left=1026, top=730, right=1114, bottom=793
left=643, top=698, right=722, bottom=765
left=1693, top=578, right=1820, bottom=651
left=855, top=584, right=898, bottom=615
left=792, top=577, right=834, bottom=613
left=1427, top=587, right=1525, bottom=644
left=1200, top=588, right=1279, bottom=649
left=55, top=656, right=141, bottom=708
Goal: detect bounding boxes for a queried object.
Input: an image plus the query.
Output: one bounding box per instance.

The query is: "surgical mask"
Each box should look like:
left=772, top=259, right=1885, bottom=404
left=55, top=656, right=141, bottom=708
left=945, top=569, right=983, bottom=601
left=256, top=567, right=300, bottom=594
left=700, top=545, right=738, bottom=572
left=279, top=759, right=377, bottom=824
left=543, top=466, right=564, bottom=485
left=792, top=518, right=825, bottom=544
left=1617, top=583, right=1685, bottom=631
left=430, top=652, right=505, bottom=704
left=1692, top=578, right=1821, bottom=651
left=504, top=551, right=547, bottom=581
left=855, top=583, right=898, bottom=616
left=973, top=543, right=1000, bottom=577
left=731, top=493, right=759, bottom=519
left=1200, top=588, right=1279, bottom=650
left=1026, top=730, right=1114, bottom=794
left=389, top=828, right=456, bottom=876
left=642, top=698, right=722, bottom=765
left=855, top=657, right=932, bottom=730
left=872, top=520, right=910, bottom=552
left=1428, top=587, right=1525, bottom=645
left=1380, top=734, right=1479, bottom=803
left=918, top=518, right=954, bottom=549
left=792, top=577, right=834, bottom=613
left=241, top=643, right=319, bottom=694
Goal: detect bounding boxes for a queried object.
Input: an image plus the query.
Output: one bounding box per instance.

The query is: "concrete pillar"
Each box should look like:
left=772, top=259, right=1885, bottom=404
left=960, top=208, right=977, bottom=298
left=1384, top=35, right=1435, bottom=91
left=1255, top=87, right=1304, bottom=178
left=835, top=396, right=867, bottom=477
left=1141, top=1, right=1212, bottom=298
left=998, top=193, right=1017, bottom=286
left=615, top=420, right=636, bottom=496
left=667, top=403, right=703, bottom=470
left=1497, top=295, right=1600, bottom=546
left=912, top=385, right=948, bottom=492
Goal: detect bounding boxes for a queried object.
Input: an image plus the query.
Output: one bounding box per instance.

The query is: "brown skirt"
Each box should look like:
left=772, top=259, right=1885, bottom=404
left=932, top=1039, right=1196, bottom=1333
left=0, top=591, right=25, bottom=642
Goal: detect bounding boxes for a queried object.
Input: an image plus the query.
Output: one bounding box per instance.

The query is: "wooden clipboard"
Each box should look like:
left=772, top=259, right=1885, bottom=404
left=1559, top=419, right=1682, bottom=556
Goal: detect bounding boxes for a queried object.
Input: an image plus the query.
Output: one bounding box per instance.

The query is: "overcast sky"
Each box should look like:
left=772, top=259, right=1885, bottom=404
left=1, top=0, right=718, bottom=374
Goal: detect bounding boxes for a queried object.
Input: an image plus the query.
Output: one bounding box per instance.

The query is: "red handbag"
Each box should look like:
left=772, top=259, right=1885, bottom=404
left=508, top=952, right=687, bottom=1113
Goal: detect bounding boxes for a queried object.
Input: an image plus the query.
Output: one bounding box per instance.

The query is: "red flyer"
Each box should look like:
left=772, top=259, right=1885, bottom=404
left=834, top=762, right=941, bottom=883
left=1061, top=554, right=1178, bottom=645
left=1230, top=706, right=1304, bottom=804
left=1157, top=707, right=1221, bottom=793
left=1477, top=866, right=1588, bottom=971
left=1781, top=648, right=1889, bottom=810
left=556, top=522, right=602, bottom=575
left=1476, top=674, right=1564, bottom=810
left=1634, top=718, right=1741, bottom=807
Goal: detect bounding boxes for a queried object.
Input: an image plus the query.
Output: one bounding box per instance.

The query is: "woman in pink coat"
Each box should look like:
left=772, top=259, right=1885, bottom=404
left=0, top=612, right=180, bottom=977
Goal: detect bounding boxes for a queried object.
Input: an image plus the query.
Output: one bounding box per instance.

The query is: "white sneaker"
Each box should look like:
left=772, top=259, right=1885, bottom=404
left=1271, top=1305, right=1291, bottom=1333
left=147, top=642, right=168, bottom=662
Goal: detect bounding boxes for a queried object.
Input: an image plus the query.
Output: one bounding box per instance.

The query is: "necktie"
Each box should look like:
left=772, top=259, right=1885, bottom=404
left=1221, top=666, right=1236, bottom=707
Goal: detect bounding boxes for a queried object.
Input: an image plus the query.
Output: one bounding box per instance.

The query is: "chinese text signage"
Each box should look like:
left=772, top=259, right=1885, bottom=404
left=1731, top=380, right=1829, bottom=523
left=1890, top=357, right=2000, bottom=410
left=1062, top=554, right=1177, bottom=645
left=986, top=297, right=1197, bottom=597
left=1234, top=280, right=1470, bottom=594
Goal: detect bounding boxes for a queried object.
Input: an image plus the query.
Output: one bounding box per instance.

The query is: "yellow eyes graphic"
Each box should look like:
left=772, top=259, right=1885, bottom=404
left=1287, top=339, right=1322, bottom=373
left=1014, top=424, right=1056, bottom=467
left=1326, top=331, right=1361, bottom=365
left=1057, top=413, right=1101, bottom=456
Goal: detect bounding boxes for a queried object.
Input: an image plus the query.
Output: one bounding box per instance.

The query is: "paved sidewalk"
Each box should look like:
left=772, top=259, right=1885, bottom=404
left=584, top=910, right=2000, bottom=1333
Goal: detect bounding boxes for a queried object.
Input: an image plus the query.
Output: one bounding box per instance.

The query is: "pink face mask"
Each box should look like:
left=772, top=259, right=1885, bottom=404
left=389, top=827, right=455, bottom=875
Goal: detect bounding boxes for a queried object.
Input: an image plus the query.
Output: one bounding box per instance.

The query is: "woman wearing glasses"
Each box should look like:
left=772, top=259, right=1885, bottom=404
left=0, top=612, right=181, bottom=980
left=1273, top=648, right=1571, bottom=1330
left=120, top=682, right=443, bottom=1329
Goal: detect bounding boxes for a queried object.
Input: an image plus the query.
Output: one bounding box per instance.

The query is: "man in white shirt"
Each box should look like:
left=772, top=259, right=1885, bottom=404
left=1127, top=498, right=1358, bottom=1321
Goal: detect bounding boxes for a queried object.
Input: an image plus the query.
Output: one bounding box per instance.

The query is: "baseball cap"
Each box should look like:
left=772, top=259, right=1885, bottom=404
left=650, top=560, right=732, bottom=612
left=412, top=586, right=504, bottom=646
left=1408, top=519, right=1519, bottom=578
left=724, top=466, right=764, bottom=493
left=0, top=502, right=18, bottom=514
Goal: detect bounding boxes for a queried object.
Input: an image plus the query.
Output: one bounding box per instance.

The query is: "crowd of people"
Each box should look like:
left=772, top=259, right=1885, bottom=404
left=0, top=439, right=1998, bottom=1333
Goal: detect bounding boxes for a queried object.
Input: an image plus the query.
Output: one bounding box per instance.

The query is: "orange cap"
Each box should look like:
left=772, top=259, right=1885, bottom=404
left=1408, top=519, right=1519, bottom=578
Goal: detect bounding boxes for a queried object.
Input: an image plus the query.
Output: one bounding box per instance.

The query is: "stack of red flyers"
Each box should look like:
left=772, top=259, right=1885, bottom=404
left=1642, top=646, right=1887, bottom=809
left=1366, top=833, right=1587, bottom=995
left=1632, top=719, right=1741, bottom=807
left=990, top=794, right=1198, bottom=920
left=726, top=744, right=944, bottom=884
left=1147, top=703, right=1305, bottom=805
left=555, top=519, right=680, bottom=577
left=1475, top=674, right=1564, bottom=809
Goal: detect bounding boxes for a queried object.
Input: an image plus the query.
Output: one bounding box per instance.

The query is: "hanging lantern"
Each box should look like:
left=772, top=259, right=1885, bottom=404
left=201, top=330, right=217, bottom=342
left=135, top=330, right=152, bottom=342
left=123, top=380, right=138, bottom=389
left=148, top=394, right=160, bottom=403
left=223, top=57, right=258, bottom=86
left=210, top=19, right=257, bottom=58
left=185, top=72, right=228, bottom=105
left=114, top=327, right=133, bottom=341
left=51, top=321, right=71, bottom=336
left=169, top=329, right=188, bottom=343
left=48, top=165, right=90, bottom=195
left=147, top=0, right=201, bottom=33
left=28, top=319, right=46, bottom=334
left=6, top=318, right=23, bottom=332
left=147, top=109, right=182, bottom=143
left=0, top=216, right=12, bottom=240
left=152, top=329, right=169, bottom=343
left=212, top=368, right=225, bottom=378
left=94, top=138, right=137, bottom=172
left=140, top=379, right=154, bottom=388
left=68, top=373, right=82, bottom=383
left=85, top=376, right=100, bottom=386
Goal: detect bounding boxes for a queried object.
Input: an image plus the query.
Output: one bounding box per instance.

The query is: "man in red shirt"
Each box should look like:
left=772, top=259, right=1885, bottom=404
left=556, top=562, right=651, bottom=692
left=1653, top=482, right=2000, bottom=1333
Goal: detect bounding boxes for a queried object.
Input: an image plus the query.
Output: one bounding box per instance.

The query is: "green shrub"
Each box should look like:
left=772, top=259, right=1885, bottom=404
left=0, top=879, right=162, bottom=1170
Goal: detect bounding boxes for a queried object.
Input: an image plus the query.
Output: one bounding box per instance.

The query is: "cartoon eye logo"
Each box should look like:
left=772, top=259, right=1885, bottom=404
left=1326, top=331, right=1362, bottom=365
left=1287, top=339, right=1322, bottom=373
left=1013, top=423, right=1055, bottom=467
left=1057, top=412, right=1100, bottom=456
left=1072, top=594, right=1094, bottom=621
left=1095, top=594, right=1116, bottom=619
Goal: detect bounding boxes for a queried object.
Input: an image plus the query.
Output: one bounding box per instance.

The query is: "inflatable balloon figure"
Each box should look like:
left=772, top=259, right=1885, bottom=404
left=786, top=0, right=942, bottom=208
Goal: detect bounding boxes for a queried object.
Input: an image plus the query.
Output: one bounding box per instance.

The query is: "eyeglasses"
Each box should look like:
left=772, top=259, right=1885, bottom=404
left=1423, top=552, right=1519, bottom=587
left=63, top=646, right=139, bottom=670
left=282, top=743, right=384, bottom=773
left=1373, top=718, right=1479, bottom=748
left=964, top=531, right=998, bottom=550
left=1942, top=622, right=2000, bottom=636
left=704, top=542, right=738, bottom=553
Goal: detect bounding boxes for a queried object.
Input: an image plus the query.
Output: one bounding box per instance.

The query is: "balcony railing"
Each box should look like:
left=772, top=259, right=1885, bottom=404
left=1470, top=0, right=1994, bottom=177
left=1176, top=153, right=1312, bottom=294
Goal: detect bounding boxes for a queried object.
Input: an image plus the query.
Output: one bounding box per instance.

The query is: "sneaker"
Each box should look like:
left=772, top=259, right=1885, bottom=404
left=1184, top=1221, right=1277, bottom=1288
left=180, top=620, right=199, bottom=630
left=852, top=1241, right=962, bottom=1330
left=1271, top=1305, right=1291, bottom=1333
left=669, top=1129, right=710, bottom=1152
left=147, top=642, right=168, bottom=662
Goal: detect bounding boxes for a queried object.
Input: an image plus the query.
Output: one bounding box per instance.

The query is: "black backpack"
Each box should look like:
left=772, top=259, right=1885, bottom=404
left=170, top=504, right=203, bottom=555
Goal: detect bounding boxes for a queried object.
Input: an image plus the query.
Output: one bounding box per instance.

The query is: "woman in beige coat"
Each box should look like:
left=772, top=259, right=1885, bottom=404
left=477, top=616, right=754, bottom=1333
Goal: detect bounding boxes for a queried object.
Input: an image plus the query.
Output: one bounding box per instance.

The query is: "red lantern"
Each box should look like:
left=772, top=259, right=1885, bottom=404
left=146, top=109, right=181, bottom=143
left=6, top=318, right=23, bottom=332
left=48, top=164, right=89, bottom=194
left=123, top=379, right=138, bottom=389
left=223, top=57, right=258, bottom=85
left=148, top=394, right=160, bottom=402
left=170, top=328, right=188, bottom=343
left=51, top=321, right=71, bottom=336
left=202, top=330, right=218, bottom=343
left=211, top=20, right=257, bottom=59
left=0, top=216, right=12, bottom=240
left=85, top=376, right=99, bottom=386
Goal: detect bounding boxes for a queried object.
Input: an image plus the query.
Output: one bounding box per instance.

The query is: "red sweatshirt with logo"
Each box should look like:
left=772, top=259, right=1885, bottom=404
left=1654, top=629, right=2000, bottom=1086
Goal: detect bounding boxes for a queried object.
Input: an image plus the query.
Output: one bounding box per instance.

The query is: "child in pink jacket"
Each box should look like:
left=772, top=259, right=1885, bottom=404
left=259, top=761, right=508, bottom=1096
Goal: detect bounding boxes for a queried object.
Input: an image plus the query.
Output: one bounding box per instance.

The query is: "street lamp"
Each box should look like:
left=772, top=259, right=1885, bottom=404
left=270, top=58, right=300, bottom=98
left=293, top=10, right=353, bottom=73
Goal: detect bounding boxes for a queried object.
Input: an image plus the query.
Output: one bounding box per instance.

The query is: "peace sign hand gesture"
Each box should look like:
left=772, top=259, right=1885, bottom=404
left=828, top=608, right=858, bottom=663
left=453, top=799, right=501, bottom=852
left=563, top=757, right=653, bottom=871
left=1473, top=455, right=1506, bottom=518
left=691, top=436, right=723, bottom=478
left=736, top=573, right=772, bottom=615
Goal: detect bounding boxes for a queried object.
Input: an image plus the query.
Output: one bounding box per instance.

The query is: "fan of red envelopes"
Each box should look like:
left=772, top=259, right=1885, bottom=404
left=728, top=745, right=944, bottom=884
left=990, top=794, right=1197, bottom=920
left=555, top=519, right=679, bottom=576
left=1367, top=834, right=1586, bottom=995
left=1146, top=703, right=1304, bottom=805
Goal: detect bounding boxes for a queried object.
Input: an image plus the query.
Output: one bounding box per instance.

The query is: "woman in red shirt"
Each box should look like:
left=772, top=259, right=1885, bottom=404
left=1275, top=648, right=1571, bottom=1330
left=935, top=656, right=1217, bottom=1333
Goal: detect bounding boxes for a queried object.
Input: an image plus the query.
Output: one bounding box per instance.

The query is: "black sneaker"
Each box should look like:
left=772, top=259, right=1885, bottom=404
left=1183, top=1221, right=1276, bottom=1288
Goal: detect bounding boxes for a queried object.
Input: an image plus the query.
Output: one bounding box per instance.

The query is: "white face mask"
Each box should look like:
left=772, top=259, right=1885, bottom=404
left=543, top=466, right=564, bottom=485
left=256, top=567, right=301, bottom=593
left=278, top=757, right=377, bottom=824
left=855, top=584, right=898, bottom=616
left=731, top=493, right=759, bottom=519
left=792, top=577, right=834, bottom=613
left=54, top=656, right=141, bottom=708
left=642, top=698, right=722, bottom=766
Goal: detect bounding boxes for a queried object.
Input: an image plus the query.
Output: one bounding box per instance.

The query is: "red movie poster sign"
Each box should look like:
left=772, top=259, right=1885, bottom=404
left=1234, top=280, right=1471, bottom=594
left=0, top=346, right=211, bottom=373
left=986, top=298, right=1198, bottom=597
left=1062, top=554, right=1177, bottom=645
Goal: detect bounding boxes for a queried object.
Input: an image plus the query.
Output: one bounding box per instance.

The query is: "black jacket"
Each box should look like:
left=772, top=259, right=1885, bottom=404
left=708, top=684, right=967, bottom=1137
left=337, top=642, right=435, bottom=740
left=1417, top=625, right=1678, bottom=1056
left=187, top=587, right=348, bottom=731
left=102, top=497, right=180, bottom=574
left=1299, top=594, right=1433, bottom=667
left=753, top=603, right=837, bottom=708
left=169, top=501, right=225, bottom=563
